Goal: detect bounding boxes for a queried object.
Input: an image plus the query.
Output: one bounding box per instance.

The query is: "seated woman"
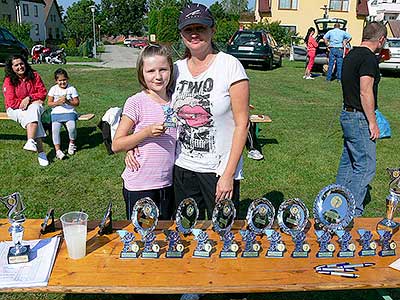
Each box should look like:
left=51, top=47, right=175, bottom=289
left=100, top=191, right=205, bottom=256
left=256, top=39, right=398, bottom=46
left=2, top=55, right=49, bottom=166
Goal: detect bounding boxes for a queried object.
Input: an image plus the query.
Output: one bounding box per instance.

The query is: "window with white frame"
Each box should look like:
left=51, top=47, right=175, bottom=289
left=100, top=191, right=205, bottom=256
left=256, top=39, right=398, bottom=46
left=34, top=24, right=39, bottom=35
left=22, top=4, right=29, bottom=16
left=34, top=5, right=38, bottom=17
left=278, top=0, right=298, bottom=10
left=329, top=0, right=349, bottom=11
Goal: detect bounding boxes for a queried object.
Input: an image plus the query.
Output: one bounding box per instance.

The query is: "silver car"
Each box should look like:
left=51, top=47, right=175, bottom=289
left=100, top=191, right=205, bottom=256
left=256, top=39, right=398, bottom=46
left=379, top=38, right=400, bottom=72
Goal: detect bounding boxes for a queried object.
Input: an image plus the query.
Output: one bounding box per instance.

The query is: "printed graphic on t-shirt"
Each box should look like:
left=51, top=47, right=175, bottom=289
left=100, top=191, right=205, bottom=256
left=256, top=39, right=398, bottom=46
left=174, top=78, right=215, bottom=156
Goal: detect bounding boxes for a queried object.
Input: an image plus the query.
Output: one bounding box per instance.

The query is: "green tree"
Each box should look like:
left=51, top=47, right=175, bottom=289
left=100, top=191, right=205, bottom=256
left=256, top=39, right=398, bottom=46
left=209, top=1, right=226, bottom=20
left=0, top=19, right=33, bottom=49
left=147, top=9, right=159, bottom=35
left=221, top=0, right=248, bottom=17
left=156, top=5, right=180, bottom=42
left=64, top=0, right=96, bottom=43
left=100, top=0, right=147, bottom=36
left=214, top=19, right=239, bottom=44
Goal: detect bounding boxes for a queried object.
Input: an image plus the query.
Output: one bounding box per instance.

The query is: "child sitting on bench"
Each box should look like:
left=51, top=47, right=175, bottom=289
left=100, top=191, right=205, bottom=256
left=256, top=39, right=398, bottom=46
left=47, top=68, right=80, bottom=160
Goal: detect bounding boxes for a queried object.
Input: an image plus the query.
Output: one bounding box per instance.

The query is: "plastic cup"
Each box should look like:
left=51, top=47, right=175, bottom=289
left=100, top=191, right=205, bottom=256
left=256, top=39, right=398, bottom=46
left=60, top=211, right=88, bottom=259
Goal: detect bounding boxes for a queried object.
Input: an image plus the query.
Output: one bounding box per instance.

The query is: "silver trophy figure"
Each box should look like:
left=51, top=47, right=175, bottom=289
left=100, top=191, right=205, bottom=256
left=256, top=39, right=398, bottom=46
left=377, top=168, right=400, bottom=234
left=0, top=192, right=30, bottom=264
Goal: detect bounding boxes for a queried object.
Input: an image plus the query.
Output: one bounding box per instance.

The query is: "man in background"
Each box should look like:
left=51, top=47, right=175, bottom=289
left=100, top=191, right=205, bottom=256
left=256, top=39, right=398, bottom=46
left=324, top=23, right=352, bottom=81
left=336, top=22, right=387, bottom=217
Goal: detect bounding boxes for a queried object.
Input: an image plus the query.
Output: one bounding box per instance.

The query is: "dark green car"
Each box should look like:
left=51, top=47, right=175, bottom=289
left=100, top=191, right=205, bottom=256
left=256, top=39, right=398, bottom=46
left=0, top=27, right=29, bottom=63
left=226, top=29, right=283, bottom=70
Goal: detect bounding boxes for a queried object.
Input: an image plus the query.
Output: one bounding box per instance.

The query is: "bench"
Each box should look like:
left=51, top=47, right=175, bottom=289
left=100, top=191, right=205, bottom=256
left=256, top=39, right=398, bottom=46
left=0, top=112, right=95, bottom=121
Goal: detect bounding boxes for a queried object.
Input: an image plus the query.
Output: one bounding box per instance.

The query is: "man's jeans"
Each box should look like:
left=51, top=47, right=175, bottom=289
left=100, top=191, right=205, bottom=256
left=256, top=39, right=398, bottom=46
left=327, top=47, right=344, bottom=81
left=336, top=111, right=376, bottom=216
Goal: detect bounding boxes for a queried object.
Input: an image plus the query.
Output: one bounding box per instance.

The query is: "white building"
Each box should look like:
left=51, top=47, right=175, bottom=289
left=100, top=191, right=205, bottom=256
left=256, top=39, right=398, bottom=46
left=369, top=0, right=400, bottom=21
left=20, top=0, right=47, bottom=42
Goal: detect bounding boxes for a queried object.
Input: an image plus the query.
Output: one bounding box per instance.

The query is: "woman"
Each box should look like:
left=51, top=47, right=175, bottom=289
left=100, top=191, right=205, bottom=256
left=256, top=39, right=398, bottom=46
left=126, top=3, right=249, bottom=221
left=303, top=27, right=318, bottom=80
left=3, top=55, right=49, bottom=166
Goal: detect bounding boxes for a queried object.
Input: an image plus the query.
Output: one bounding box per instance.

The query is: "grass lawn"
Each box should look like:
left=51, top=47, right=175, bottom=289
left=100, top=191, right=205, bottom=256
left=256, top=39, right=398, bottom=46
left=0, top=60, right=400, bottom=299
left=67, top=56, right=102, bottom=63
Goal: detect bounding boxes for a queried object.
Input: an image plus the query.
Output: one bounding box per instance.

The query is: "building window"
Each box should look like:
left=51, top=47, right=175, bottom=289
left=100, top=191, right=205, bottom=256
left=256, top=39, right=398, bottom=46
left=1, top=0, right=8, bottom=4
left=1, top=14, right=12, bottom=21
left=280, top=25, right=297, bottom=34
left=278, top=0, right=298, bottom=10
left=23, top=4, right=29, bottom=16
left=48, top=28, right=53, bottom=39
left=34, top=5, right=38, bottom=17
left=56, top=27, right=59, bottom=39
left=34, top=24, right=39, bottom=35
left=329, top=0, right=349, bottom=11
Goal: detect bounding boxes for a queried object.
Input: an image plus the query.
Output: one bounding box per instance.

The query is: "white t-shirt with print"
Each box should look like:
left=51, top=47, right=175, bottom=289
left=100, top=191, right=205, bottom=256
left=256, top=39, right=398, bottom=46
left=48, top=84, right=79, bottom=115
left=172, top=51, right=248, bottom=179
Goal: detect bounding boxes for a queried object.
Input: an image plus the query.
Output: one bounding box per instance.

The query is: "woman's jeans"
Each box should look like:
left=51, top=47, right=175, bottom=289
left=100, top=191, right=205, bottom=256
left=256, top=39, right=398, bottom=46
left=336, top=110, right=376, bottom=216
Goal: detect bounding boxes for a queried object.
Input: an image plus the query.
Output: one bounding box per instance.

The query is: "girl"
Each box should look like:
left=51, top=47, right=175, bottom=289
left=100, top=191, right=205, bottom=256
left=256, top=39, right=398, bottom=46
left=304, top=27, right=318, bottom=80
left=47, top=68, right=80, bottom=159
left=112, top=45, right=176, bottom=220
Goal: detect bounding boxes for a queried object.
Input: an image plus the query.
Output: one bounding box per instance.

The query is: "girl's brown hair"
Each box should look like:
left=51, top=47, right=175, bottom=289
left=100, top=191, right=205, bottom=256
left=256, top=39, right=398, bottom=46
left=137, top=44, right=174, bottom=91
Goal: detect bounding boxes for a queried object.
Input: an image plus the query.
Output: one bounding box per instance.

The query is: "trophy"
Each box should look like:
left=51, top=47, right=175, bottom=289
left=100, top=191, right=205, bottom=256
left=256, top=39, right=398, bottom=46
left=165, top=230, right=184, bottom=258
left=277, top=198, right=309, bottom=235
left=315, top=230, right=335, bottom=258
left=212, top=199, right=238, bottom=258
left=240, top=230, right=260, bottom=257
left=192, top=228, right=213, bottom=258
left=131, top=197, right=160, bottom=258
left=0, top=192, right=30, bottom=264
left=377, top=168, right=400, bottom=234
left=163, top=105, right=177, bottom=128
left=313, top=184, right=355, bottom=232
left=336, top=230, right=356, bottom=258
left=377, top=229, right=397, bottom=257
left=98, top=201, right=113, bottom=236
left=358, top=229, right=377, bottom=256
left=40, top=208, right=55, bottom=234
left=264, top=229, right=285, bottom=257
left=117, top=230, right=140, bottom=258
left=290, top=230, right=310, bottom=258
left=173, top=198, right=199, bottom=257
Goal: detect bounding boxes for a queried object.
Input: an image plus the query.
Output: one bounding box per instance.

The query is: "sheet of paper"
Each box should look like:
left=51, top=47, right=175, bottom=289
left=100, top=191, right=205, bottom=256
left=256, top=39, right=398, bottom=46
left=0, top=236, right=60, bottom=289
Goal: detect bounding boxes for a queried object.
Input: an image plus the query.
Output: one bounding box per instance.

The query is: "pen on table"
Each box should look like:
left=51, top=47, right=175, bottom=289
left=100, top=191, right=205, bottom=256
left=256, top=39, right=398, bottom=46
left=317, top=271, right=359, bottom=278
left=314, top=262, right=349, bottom=269
left=341, top=263, right=375, bottom=269
left=316, top=267, right=356, bottom=272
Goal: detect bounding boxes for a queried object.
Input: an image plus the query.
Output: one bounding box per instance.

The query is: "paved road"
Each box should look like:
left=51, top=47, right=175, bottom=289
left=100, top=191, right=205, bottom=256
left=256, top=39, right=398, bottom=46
left=69, top=45, right=140, bottom=68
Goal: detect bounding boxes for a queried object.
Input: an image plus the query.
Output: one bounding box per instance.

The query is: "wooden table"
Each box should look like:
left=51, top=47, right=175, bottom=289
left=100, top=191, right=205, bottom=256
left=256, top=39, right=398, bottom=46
left=1, top=218, right=400, bottom=294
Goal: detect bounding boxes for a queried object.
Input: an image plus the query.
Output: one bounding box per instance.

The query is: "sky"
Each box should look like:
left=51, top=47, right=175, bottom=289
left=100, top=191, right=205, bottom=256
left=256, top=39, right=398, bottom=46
left=57, top=0, right=255, bottom=11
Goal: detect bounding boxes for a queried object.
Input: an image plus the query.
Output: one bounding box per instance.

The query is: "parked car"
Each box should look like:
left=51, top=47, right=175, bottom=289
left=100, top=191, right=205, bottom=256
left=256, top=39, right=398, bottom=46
left=292, top=18, right=349, bottom=73
left=226, top=29, right=283, bottom=70
left=379, top=38, right=400, bottom=73
left=0, top=27, right=29, bottom=63
left=130, top=39, right=148, bottom=49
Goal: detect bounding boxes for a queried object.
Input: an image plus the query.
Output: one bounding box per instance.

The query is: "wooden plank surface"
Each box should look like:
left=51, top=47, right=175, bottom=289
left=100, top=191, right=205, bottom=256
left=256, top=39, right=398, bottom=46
left=250, top=114, right=272, bottom=123
left=0, top=112, right=95, bottom=121
left=1, top=218, right=400, bottom=294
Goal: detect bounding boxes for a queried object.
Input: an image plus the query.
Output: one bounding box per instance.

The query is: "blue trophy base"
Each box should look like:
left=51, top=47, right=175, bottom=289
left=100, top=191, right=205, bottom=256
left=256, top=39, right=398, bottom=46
left=291, top=251, right=308, bottom=258
left=317, top=251, right=334, bottom=258
left=266, top=250, right=284, bottom=258
left=242, top=251, right=259, bottom=258
left=359, top=249, right=376, bottom=256
left=142, top=251, right=159, bottom=258
left=338, top=251, right=354, bottom=258
left=120, top=251, right=139, bottom=259
left=220, top=251, right=237, bottom=258
left=8, top=245, right=30, bottom=264
left=193, top=250, right=211, bottom=258
left=166, top=251, right=184, bottom=258
left=380, top=249, right=396, bottom=257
